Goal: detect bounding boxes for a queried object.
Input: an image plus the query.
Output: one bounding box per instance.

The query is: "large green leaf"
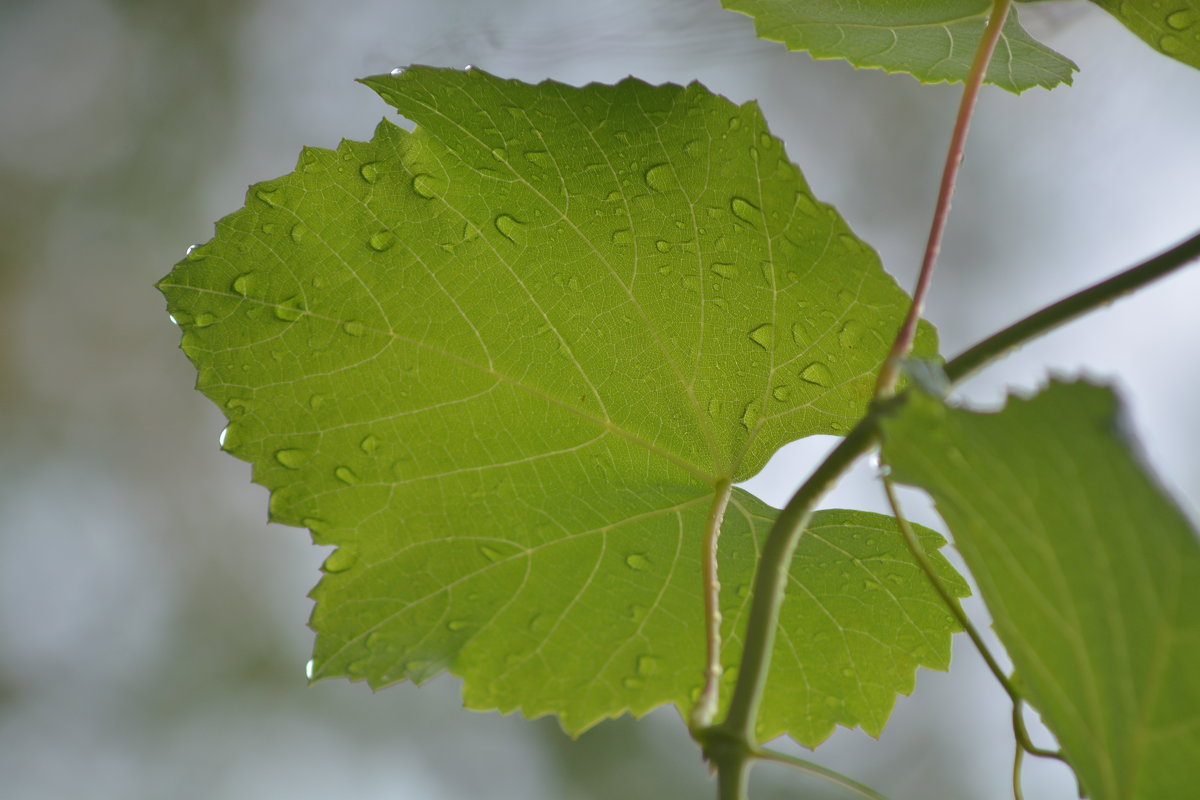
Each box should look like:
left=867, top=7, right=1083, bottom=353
left=881, top=381, right=1200, bottom=799
left=159, top=67, right=954, bottom=742
left=1090, top=0, right=1200, bottom=71
left=721, top=0, right=1077, bottom=93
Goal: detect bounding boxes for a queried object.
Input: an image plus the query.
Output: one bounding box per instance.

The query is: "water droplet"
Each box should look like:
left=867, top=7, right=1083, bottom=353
left=1160, top=34, right=1184, bottom=54
left=231, top=273, right=253, bottom=296
left=707, top=398, right=723, bottom=418
left=256, top=188, right=282, bottom=208
left=655, top=239, right=671, bottom=253
left=622, top=677, right=645, bottom=690
left=305, top=659, right=316, bottom=679
left=193, top=312, right=216, bottom=328
left=389, top=66, right=405, bottom=76
left=611, top=228, right=632, bottom=246
left=347, top=658, right=369, bottom=677
left=309, top=393, right=328, bottom=410
left=167, top=314, right=180, bottom=326
left=1166, top=9, right=1195, bottom=29
left=747, top=323, right=775, bottom=350
left=323, top=547, right=356, bottom=573
left=625, top=553, right=651, bottom=571
left=490, top=147, right=507, bottom=162
left=794, top=192, right=819, bottom=217
left=479, top=545, right=503, bottom=562
left=644, top=163, right=672, bottom=191
left=275, top=448, right=310, bottom=469
left=710, top=263, right=737, bottom=279
left=838, top=320, right=866, bottom=349
left=800, top=362, right=832, bottom=386
left=772, top=385, right=792, bottom=402
left=524, top=150, right=551, bottom=169
left=369, top=230, right=396, bottom=251
left=411, top=173, right=440, bottom=199
left=359, top=161, right=381, bottom=183
left=343, top=320, right=366, bottom=337
left=335, top=466, right=360, bottom=484
left=185, top=243, right=202, bottom=259
left=758, top=132, right=772, bottom=148
left=359, top=434, right=380, bottom=455
left=637, top=655, right=660, bottom=676
left=727, top=117, right=742, bottom=131
left=730, top=196, right=761, bottom=226
left=289, top=223, right=306, bottom=244
left=225, top=397, right=249, bottom=416
left=494, top=214, right=524, bottom=244
left=740, top=400, right=760, bottom=429
left=447, top=619, right=469, bottom=631
left=274, top=296, right=304, bottom=322
left=736, top=584, right=750, bottom=598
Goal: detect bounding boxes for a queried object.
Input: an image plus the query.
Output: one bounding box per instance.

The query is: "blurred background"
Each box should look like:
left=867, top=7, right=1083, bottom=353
left=1, top=1, right=1197, bottom=798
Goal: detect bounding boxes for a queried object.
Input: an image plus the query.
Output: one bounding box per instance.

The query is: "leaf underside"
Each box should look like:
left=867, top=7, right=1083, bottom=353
left=881, top=381, right=1200, bottom=799
left=1090, top=0, right=1200, bottom=71
left=721, top=0, right=1077, bottom=93
left=159, top=66, right=959, bottom=744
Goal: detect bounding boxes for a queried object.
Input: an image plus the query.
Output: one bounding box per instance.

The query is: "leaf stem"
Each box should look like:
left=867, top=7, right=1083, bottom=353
left=692, top=478, right=735, bottom=731
left=944, top=228, right=1200, bottom=384
left=708, top=423, right=879, bottom=755
left=874, top=0, right=1013, bottom=398
left=751, top=746, right=893, bottom=800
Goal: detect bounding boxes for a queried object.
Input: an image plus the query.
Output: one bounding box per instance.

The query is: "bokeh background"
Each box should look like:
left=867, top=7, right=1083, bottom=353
left=2, top=1, right=1198, bottom=798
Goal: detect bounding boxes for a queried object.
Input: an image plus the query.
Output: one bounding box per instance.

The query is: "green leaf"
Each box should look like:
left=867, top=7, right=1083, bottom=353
left=725, top=500, right=969, bottom=744
left=1090, top=0, right=1200, bottom=70
left=880, top=381, right=1200, bottom=800
left=158, top=67, right=948, bottom=741
left=721, top=0, right=1077, bottom=93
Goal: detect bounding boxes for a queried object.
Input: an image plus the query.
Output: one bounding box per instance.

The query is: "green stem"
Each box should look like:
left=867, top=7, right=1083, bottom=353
left=944, top=228, right=1200, bottom=384
left=712, top=422, right=879, bottom=755
left=692, top=479, right=735, bottom=731
left=752, top=746, right=893, bottom=800
left=874, top=0, right=1013, bottom=397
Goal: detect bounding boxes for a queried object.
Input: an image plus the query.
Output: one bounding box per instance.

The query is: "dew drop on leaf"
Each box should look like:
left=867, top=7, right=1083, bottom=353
left=1166, top=9, right=1195, bottom=30
left=748, top=323, right=775, bottom=350
left=730, top=196, right=761, bottom=226
left=611, top=228, right=632, bottom=246
left=275, top=448, right=310, bottom=469
left=622, top=677, right=645, bottom=690
left=644, top=163, right=672, bottom=191
left=710, top=263, right=737, bottom=279
left=193, top=312, right=216, bottom=328
left=290, top=223, right=306, bottom=244
left=800, top=361, right=832, bottom=386
left=274, top=296, right=304, bottom=322
left=359, top=161, right=381, bottom=183
left=323, top=547, right=357, bottom=574
left=447, top=620, right=469, bottom=631
left=359, top=434, right=380, bottom=455
left=479, top=545, right=502, bottom=562
left=740, top=400, right=760, bottom=429
left=637, top=655, right=661, bottom=676
left=772, top=385, right=792, bottom=402
left=368, top=231, right=396, bottom=251
left=838, top=320, right=865, bottom=349
left=411, top=173, right=440, bottom=199
left=255, top=188, right=282, bottom=208
left=707, top=398, right=723, bottom=418
left=655, top=239, right=671, bottom=253
left=624, top=553, right=651, bottom=571
left=523, top=150, right=551, bottom=169
left=334, top=466, right=360, bottom=484
left=305, top=659, right=316, bottom=679
left=343, top=320, right=366, bottom=337
left=231, top=273, right=253, bottom=296
left=494, top=214, right=524, bottom=244
left=389, top=66, right=405, bottom=76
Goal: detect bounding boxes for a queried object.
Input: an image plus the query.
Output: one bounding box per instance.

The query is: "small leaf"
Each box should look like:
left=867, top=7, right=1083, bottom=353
left=721, top=0, right=1077, bottom=93
left=881, top=381, right=1200, bottom=800
left=1090, top=0, right=1200, bottom=71
left=159, top=67, right=944, bottom=740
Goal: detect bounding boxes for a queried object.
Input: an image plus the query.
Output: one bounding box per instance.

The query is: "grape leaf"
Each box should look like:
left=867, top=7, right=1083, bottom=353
left=880, top=381, right=1200, bottom=799
left=1090, top=0, right=1200, bottom=71
left=721, top=0, right=1077, bottom=93
left=158, top=66, right=954, bottom=742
